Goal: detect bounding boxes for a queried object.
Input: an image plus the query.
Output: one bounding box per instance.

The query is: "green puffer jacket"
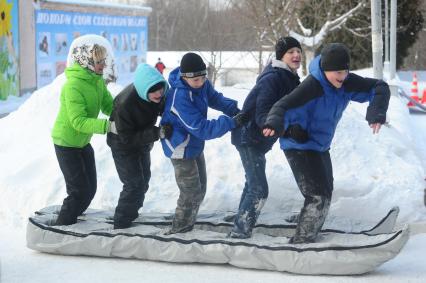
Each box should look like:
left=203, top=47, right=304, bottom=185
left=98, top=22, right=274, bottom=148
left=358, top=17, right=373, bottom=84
left=52, top=63, right=113, bottom=148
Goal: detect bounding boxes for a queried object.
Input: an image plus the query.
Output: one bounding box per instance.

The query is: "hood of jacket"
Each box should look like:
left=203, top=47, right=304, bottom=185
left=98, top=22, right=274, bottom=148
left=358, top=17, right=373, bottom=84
left=134, top=63, right=169, bottom=102
left=65, top=63, right=102, bottom=82
left=168, top=67, right=188, bottom=89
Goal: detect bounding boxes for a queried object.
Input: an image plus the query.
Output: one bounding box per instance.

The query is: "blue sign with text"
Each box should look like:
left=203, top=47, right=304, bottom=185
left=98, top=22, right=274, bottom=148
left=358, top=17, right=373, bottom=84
left=35, top=9, right=148, bottom=88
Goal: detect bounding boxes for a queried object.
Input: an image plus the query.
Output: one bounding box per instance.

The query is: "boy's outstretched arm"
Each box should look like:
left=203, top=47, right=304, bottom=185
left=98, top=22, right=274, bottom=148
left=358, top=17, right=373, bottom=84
left=172, top=90, right=235, bottom=140
left=345, top=74, right=390, bottom=134
left=207, top=82, right=240, bottom=117
left=366, top=80, right=390, bottom=134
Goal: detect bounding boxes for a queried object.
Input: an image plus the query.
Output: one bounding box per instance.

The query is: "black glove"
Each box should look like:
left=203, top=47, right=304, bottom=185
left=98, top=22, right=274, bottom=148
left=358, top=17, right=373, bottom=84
left=232, top=112, right=250, bottom=128
left=138, top=127, right=161, bottom=144
left=231, top=108, right=241, bottom=117
left=159, top=124, right=173, bottom=139
left=283, top=124, right=309, bottom=143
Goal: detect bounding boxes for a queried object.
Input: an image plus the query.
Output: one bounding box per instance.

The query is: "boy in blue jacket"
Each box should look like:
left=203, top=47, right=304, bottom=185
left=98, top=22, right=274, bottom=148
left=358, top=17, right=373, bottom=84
left=160, top=53, right=248, bottom=234
left=263, top=43, right=390, bottom=243
left=229, top=37, right=302, bottom=238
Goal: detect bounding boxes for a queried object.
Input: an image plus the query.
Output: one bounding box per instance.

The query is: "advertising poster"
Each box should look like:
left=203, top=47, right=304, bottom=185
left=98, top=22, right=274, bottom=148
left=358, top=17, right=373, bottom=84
left=0, top=0, right=19, bottom=100
left=35, top=9, right=148, bottom=88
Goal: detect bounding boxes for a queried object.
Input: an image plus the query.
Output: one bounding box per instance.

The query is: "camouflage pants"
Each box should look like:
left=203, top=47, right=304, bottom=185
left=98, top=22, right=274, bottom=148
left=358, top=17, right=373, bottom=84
left=284, top=149, right=333, bottom=243
left=168, top=153, right=207, bottom=234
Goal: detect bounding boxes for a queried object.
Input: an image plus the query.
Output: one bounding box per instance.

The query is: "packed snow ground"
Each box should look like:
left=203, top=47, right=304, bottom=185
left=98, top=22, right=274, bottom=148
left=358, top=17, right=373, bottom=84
left=0, top=66, right=425, bottom=281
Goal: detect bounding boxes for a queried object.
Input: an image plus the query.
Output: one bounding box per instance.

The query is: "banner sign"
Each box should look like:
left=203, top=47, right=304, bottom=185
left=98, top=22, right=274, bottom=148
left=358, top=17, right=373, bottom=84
left=0, top=0, right=19, bottom=100
left=35, top=9, right=148, bottom=88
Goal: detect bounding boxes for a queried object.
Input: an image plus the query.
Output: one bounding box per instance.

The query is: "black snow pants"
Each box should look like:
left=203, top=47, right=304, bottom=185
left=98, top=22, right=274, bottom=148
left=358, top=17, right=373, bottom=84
left=284, top=149, right=333, bottom=243
left=111, top=143, right=153, bottom=229
left=54, top=144, right=97, bottom=225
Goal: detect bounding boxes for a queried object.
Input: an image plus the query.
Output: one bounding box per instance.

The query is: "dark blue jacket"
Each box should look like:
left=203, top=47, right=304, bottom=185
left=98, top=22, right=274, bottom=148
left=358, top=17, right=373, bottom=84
left=160, top=67, right=239, bottom=159
left=231, top=60, right=300, bottom=153
left=265, top=55, right=390, bottom=152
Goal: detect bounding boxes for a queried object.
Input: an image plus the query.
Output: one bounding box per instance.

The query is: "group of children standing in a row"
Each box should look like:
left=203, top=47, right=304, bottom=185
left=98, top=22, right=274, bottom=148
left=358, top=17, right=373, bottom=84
left=51, top=36, right=390, bottom=244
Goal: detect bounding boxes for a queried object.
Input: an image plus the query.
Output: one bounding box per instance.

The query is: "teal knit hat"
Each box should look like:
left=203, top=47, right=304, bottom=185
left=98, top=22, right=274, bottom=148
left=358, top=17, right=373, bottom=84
left=134, top=63, right=169, bottom=102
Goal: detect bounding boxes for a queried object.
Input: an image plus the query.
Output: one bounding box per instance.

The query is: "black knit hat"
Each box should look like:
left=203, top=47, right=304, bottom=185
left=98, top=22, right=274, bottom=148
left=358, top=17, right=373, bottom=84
left=320, top=43, right=350, bottom=71
left=180, top=52, right=207, bottom=78
left=275, top=36, right=302, bottom=60
left=148, top=82, right=164, bottom=93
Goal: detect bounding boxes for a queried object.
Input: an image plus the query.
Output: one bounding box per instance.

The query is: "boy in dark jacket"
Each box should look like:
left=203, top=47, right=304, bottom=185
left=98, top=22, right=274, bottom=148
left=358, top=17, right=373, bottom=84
left=229, top=37, right=302, bottom=238
left=263, top=43, right=390, bottom=243
left=107, top=63, right=171, bottom=229
left=160, top=52, right=248, bottom=234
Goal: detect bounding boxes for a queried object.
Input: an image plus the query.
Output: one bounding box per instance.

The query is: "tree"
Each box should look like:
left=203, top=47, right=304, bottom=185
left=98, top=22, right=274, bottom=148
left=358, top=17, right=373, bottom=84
left=294, top=0, right=367, bottom=72
left=145, top=0, right=184, bottom=51
left=325, top=0, right=424, bottom=69
left=146, top=0, right=254, bottom=86
left=231, top=0, right=300, bottom=73
left=395, top=0, right=424, bottom=69
left=232, top=0, right=367, bottom=73
left=145, top=0, right=423, bottom=70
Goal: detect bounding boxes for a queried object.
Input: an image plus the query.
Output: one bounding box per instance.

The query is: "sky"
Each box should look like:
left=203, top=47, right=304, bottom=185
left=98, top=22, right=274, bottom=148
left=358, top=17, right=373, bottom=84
left=0, top=51, right=425, bottom=281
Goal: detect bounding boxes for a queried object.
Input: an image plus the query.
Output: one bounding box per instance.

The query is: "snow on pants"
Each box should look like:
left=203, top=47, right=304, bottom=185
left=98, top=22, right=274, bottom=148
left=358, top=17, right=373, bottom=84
left=284, top=149, right=333, bottom=243
left=169, top=153, right=207, bottom=233
left=54, top=144, right=97, bottom=225
left=111, top=143, right=153, bottom=227
left=232, top=145, right=268, bottom=237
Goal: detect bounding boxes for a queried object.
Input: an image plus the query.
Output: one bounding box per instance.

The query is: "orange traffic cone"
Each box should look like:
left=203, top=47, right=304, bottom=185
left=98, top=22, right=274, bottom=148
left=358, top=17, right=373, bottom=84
left=408, top=72, right=420, bottom=106
left=421, top=89, right=426, bottom=104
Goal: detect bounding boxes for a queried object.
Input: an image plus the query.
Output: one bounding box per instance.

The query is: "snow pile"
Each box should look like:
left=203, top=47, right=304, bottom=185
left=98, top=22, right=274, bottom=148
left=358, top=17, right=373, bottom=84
left=1, top=37, right=425, bottom=229
left=0, top=68, right=425, bottom=229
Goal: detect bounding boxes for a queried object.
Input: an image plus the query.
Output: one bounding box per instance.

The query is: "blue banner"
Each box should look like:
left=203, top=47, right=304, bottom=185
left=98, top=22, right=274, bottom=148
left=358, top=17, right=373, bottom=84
left=35, top=9, right=148, bottom=88
left=0, top=0, right=19, bottom=100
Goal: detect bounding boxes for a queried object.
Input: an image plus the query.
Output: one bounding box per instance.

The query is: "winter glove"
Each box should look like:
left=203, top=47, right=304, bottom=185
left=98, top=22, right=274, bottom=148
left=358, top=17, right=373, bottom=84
left=137, top=127, right=161, bottom=144
left=366, top=107, right=387, bottom=125
left=159, top=124, right=173, bottom=139
left=230, top=107, right=241, bottom=117
left=283, top=124, right=309, bottom=143
left=108, top=121, right=118, bottom=134
left=232, top=112, right=250, bottom=128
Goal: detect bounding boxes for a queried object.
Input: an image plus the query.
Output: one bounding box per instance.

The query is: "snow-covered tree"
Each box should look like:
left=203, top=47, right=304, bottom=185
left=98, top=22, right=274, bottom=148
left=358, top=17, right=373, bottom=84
left=233, top=0, right=367, bottom=73
left=292, top=0, right=367, bottom=72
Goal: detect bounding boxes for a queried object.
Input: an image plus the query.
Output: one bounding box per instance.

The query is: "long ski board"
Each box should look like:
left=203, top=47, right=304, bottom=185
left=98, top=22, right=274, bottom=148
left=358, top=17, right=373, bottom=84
left=27, top=205, right=408, bottom=275
left=35, top=205, right=399, bottom=236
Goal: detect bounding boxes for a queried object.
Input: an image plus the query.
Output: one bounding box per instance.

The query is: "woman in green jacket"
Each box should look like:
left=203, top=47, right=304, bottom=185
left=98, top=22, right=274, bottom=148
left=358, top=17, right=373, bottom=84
left=52, top=43, right=114, bottom=225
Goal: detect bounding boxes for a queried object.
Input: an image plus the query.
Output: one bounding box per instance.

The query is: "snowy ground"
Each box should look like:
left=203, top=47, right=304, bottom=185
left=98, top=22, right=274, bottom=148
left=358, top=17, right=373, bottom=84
left=0, top=67, right=425, bottom=281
